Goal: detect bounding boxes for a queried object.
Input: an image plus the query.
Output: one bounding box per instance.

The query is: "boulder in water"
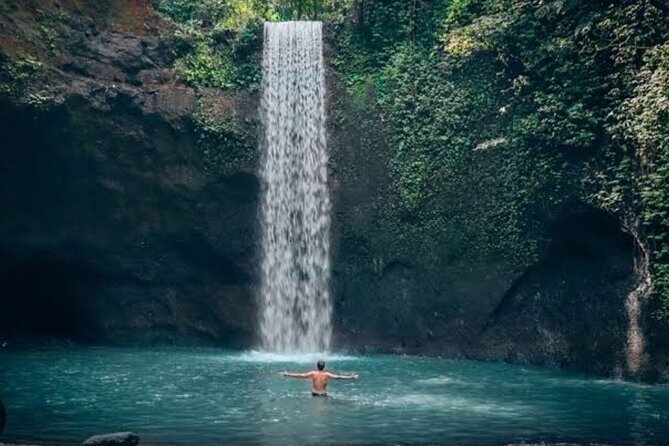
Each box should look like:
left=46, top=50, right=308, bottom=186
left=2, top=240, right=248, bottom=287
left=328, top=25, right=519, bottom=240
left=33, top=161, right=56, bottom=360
left=82, top=432, right=139, bottom=446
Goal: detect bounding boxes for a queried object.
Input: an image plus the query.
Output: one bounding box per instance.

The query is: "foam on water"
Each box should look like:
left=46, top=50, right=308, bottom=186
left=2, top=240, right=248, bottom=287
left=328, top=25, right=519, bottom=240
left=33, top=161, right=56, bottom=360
left=234, top=350, right=357, bottom=363
left=415, top=376, right=458, bottom=385
left=391, top=394, right=532, bottom=416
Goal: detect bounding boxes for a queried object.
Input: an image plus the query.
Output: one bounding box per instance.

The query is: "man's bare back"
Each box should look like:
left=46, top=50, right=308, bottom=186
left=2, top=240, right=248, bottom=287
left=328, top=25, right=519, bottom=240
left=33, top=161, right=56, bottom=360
left=281, top=360, right=358, bottom=396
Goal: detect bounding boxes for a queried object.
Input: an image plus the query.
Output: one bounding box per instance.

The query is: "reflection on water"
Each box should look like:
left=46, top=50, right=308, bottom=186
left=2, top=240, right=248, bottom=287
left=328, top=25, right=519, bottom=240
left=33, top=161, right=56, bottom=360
left=1, top=347, right=668, bottom=445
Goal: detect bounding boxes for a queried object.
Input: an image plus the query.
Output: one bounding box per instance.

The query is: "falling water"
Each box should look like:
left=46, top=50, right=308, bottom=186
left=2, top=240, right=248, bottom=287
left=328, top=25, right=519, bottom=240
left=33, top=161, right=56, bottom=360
left=257, top=21, right=332, bottom=353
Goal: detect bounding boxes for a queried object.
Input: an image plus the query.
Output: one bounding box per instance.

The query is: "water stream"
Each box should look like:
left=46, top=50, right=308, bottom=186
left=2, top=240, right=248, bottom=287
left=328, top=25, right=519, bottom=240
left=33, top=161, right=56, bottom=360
left=257, top=21, right=332, bottom=354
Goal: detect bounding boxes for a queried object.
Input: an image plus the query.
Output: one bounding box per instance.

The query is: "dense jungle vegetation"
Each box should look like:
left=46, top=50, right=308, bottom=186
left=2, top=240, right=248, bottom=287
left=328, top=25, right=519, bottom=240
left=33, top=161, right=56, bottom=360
left=148, top=0, right=669, bottom=318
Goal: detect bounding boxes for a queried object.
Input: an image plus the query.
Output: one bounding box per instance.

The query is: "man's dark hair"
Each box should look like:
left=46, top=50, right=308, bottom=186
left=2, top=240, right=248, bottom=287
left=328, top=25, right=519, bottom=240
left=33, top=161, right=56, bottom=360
left=317, top=360, right=325, bottom=371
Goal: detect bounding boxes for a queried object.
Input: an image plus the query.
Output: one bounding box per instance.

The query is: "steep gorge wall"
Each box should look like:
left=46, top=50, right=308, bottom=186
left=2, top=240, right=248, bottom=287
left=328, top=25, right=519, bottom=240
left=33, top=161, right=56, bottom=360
left=0, top=1, right=667, bottom=381
left=324, top=0, right=669, bottom=381
left=327, top=73, right=667, bottom=381
left=0, top=1, right=259, bottom=346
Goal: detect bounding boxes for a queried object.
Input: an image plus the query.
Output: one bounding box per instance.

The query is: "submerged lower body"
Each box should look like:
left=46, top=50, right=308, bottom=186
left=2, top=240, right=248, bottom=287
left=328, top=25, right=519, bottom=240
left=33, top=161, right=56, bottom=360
left=311, top=392, right=327, bottom=397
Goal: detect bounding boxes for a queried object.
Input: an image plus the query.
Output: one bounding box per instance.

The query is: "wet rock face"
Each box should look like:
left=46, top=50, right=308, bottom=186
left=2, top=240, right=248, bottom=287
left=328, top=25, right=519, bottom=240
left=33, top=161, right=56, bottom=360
left=0, top=9, right=260, bottom=347
left=475, top=209, right=636, bottom=375
left=326, top=79, right=669, bottom=380
left=60, top=31, right=172, bottom=85
left=1, top=2, right=667, bottom=381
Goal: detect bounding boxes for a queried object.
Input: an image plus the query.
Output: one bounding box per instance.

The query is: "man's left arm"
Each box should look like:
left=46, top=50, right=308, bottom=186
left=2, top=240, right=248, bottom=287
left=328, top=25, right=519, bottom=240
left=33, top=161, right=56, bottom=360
left=326, top=372, right=359, bottom=380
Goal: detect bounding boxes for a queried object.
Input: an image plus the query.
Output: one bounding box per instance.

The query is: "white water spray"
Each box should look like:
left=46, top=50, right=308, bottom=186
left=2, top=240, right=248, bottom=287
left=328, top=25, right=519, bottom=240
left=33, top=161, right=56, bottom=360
left=257, top=21, right=332, bottom=353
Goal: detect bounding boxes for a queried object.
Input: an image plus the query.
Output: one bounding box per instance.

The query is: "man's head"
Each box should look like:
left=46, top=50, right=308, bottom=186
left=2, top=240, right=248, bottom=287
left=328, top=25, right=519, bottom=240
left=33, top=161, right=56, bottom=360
left=317, top=360, right=325, bottom=371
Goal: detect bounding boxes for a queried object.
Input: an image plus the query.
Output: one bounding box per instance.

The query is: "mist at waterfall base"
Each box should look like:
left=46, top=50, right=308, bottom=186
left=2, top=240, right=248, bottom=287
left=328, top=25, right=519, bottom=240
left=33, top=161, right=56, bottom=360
left=2, top=347, right=669, bottom=445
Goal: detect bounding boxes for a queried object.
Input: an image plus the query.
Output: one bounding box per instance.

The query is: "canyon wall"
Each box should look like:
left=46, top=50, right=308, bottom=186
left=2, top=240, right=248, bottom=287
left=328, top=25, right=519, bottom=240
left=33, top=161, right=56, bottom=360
left=0, top=1, right=667, bottom=381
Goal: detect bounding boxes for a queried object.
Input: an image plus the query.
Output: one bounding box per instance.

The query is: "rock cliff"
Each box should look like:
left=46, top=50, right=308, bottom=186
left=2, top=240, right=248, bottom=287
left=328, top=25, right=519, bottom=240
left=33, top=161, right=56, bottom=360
left=0, top=1, right=667, bottom=381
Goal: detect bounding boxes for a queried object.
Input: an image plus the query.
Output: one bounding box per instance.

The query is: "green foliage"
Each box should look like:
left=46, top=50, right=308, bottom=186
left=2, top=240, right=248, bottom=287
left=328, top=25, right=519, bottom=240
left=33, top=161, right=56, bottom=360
left=444, top=0, right=487, bottom=29
left=154, top=0, right=334, bottom=90
left=273, top=0, right=330, bottom=20
left=443, top=14, right=508, bottom=58
left=0, top=53, right=45, bottom=99
left=154, top=0, right=229, bottom=24
left=329, top=0, right=669, bottom=308
left=375, top=41, right=572, bottom=265
left=3, top=54, right=41, bottom=82
left=174, top=40, right=238, bottom=89
left=329, top=0, right=448, bottom=87
left=592, top=43, right=669, bottom=317
left=154, top=0, right=267, bottom=91
left=193, top=93, right=256, bottom=174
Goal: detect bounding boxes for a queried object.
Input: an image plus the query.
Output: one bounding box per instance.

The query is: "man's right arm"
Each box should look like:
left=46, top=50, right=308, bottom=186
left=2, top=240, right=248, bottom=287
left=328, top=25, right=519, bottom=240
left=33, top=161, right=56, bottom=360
left=281, top=371, right=314, bottom=378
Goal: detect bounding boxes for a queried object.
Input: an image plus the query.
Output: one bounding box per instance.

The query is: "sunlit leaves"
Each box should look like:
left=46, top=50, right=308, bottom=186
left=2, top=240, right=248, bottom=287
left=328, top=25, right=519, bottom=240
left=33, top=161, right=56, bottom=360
left=153, top=0, right=264, bottom=90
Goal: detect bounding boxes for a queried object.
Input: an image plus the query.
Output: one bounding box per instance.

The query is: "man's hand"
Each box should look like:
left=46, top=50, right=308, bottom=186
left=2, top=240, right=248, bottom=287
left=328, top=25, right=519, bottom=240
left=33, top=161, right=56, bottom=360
left=282, top=371, right=314, bottom=379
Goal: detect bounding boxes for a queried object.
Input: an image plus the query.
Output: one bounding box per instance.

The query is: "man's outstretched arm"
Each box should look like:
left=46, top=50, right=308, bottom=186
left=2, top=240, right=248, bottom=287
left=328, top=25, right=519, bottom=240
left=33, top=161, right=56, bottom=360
left=326, top=372, right=359, bottom=380
left=281, top=371, right=314, bottom=378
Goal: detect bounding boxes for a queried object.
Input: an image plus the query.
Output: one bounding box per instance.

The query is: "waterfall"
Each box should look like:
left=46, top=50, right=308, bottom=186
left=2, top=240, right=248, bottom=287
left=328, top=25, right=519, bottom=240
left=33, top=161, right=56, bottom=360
left=257, top=21, right=332, bottom=353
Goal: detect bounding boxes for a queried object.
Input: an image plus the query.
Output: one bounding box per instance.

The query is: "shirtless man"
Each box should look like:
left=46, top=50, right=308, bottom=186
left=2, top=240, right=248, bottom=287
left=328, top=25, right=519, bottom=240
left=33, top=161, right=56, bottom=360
left=281, top=360, right=358, bottom=396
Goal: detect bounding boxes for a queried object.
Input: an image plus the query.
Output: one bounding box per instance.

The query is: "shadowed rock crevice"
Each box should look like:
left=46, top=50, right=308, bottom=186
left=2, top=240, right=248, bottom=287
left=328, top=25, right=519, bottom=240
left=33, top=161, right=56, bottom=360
left=476, top=207, right=636, bottom=375
left=0, top=252, right=99, bottom=340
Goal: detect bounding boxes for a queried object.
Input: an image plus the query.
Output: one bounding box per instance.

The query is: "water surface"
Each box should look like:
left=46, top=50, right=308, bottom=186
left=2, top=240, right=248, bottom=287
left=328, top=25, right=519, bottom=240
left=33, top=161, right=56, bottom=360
left=1, top=347, right=668, bottom=445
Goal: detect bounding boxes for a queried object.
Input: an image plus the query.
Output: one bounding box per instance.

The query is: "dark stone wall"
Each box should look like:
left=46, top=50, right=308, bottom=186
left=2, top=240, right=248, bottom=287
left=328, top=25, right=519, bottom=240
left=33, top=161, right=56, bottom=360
left=0, top=1, right=667, bottom=382
left=475, top=209, right=635, bottom=374
left=0, top=25, right=260, bottom=346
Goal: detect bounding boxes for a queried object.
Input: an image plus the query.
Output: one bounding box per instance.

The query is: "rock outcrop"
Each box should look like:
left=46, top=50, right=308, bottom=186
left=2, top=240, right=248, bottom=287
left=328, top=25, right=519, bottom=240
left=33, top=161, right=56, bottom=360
left=0, top=2, right=259, bottom=346
left=82, top=432, right=139, bottom=446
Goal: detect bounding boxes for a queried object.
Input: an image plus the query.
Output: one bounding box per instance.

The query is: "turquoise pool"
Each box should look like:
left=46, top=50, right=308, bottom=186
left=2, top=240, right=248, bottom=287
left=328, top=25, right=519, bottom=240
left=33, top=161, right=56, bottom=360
left=1, top=347, right=668, bottom=445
